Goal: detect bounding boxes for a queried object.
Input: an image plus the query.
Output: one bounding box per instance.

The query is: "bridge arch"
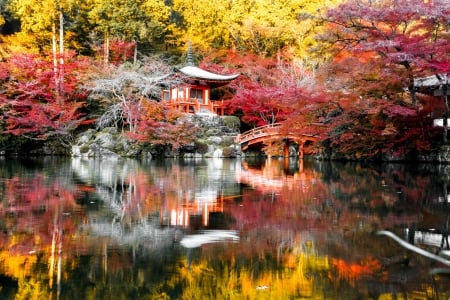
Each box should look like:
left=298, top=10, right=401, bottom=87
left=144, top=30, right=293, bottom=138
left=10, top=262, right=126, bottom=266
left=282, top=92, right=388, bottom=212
left=235, top=123, right=320, bottom=158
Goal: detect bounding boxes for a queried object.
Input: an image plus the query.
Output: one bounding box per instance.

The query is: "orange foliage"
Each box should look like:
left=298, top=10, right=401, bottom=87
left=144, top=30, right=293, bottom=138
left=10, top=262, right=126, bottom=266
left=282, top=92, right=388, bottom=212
left=331, top=256, right=383, bottom=286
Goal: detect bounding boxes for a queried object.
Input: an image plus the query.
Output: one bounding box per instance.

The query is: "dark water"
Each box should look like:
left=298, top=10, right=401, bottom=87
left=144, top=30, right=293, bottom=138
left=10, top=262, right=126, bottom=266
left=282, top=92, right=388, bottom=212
left=0, top=157, right=450, bottom=299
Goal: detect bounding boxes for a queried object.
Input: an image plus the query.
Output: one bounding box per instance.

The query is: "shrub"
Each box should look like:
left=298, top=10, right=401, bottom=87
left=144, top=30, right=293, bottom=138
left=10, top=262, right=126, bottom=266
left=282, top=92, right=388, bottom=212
left=194, top=140, right=209, bottom=154
left=222, top=146, right=236, bottom=158
left=221, top=116, right=240, bottom=131
left=221, top=136, right=236, bottom=147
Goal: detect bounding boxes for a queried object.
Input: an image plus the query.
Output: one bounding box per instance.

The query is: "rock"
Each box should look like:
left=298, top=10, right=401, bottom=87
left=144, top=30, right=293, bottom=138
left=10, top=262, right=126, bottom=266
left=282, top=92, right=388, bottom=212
left=213, top=149, right=223, bottom=157
left=71, top=118, right=241, bottom=158
left=77, top=129, right=96, bottom=145
left=208, top=136, right=222, bottom=144
left=417, top=146, right=450, bottom=163
left=94, top=131, right=116, bottom=149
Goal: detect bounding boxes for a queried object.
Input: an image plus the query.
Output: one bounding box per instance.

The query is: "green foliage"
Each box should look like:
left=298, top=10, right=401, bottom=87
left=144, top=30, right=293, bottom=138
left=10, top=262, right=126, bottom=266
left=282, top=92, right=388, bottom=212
left=79, top=144, right=90, bottom=153
left=221, top=115, right=240, bottom=132
left=194, top=140, right=209, bottom=154
left=205, top=128, right=223, bottom=137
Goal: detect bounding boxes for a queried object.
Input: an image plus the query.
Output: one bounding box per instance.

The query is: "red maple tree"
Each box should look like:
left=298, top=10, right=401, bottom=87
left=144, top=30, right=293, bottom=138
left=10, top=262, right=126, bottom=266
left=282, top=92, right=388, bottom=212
left=0, top=52, right=93, bottom=144
left=305, top=0, right=450, bottom=159
left=202, top=51, right=311, bottom=128
left=131, top=100, right=199, bottom=151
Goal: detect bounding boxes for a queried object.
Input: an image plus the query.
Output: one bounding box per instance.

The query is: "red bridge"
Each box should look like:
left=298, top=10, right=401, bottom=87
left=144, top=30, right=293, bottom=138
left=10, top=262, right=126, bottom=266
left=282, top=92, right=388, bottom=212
left=235, top=123, right=322, bottom=158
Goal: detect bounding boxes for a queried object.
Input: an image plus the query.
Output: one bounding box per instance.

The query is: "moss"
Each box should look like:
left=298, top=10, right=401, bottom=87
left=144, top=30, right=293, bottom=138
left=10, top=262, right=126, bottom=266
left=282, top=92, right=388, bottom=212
left=205, top=128, right=222, bottom=136
left=79, top=145, right=90, bottom=153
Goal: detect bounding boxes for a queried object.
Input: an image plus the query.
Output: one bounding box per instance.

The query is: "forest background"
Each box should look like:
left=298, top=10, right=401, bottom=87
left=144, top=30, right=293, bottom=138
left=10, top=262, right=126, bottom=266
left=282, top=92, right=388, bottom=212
left=0, top=0, right=449, bottom=160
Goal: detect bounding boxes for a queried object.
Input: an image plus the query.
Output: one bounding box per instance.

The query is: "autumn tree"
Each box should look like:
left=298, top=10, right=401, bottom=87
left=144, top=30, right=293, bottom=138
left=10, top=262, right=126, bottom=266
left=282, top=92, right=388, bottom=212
left=0, top=52, right=92, bottom=148
left=88, top=57, right=197, bottom=150
left=318, top=0, right=450, bottom=103
left=89, top=58, right=169, bottom=133
left=0, top=0, right=11, bottom=30
left=7, top=0, right=93, bottom=104
left=135, top=100, right=198, bottom=151
left=88, top=0, right=170, bottom=65
left=202, top=51, right=314, bottom=128
left=301, top=0, right=450, bottom=159
left=169, top=0, right=342, bottom=59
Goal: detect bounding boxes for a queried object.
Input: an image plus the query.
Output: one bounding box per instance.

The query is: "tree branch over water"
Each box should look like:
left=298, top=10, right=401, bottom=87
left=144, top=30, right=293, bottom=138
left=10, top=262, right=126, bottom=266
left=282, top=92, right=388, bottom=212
left=377, top=230, right=450, bottom=267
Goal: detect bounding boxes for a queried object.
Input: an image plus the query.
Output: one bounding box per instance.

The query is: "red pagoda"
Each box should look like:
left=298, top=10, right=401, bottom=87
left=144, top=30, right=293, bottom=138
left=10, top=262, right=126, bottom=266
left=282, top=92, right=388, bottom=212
left=161, top=45, right=239, bottom=115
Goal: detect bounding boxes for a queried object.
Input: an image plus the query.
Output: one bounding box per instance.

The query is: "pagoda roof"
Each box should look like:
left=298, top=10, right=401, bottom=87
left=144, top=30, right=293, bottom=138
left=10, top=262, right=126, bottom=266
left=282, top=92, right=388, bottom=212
left=173, top=41, right=239, bottom=88
left=414, top=74, right=449, bottom=87
left=414, top=74, right=449, bottom=96
left=177, top=65, right=239, bottom=81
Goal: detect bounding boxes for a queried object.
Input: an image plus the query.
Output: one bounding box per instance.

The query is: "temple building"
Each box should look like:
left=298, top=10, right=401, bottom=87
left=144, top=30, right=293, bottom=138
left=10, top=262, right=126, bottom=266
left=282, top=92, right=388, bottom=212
left=161, top=46, right=239, bottom=115
left=414, top=73, right=449, bottom=97
left=414, top=73, right=449, bottom=128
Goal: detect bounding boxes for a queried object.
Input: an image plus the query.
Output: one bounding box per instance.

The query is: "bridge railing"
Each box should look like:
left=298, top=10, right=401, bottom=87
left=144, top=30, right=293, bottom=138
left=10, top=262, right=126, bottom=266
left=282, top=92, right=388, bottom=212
left=235, top=123, right=282, bottom=144
left=235, top=122, right=326, bottom=145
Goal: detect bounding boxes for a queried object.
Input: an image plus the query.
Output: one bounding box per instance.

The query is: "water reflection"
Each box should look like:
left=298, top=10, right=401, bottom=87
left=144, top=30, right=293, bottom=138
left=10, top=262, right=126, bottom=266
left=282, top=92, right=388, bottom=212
left=0, top=157, right=450, bottom=298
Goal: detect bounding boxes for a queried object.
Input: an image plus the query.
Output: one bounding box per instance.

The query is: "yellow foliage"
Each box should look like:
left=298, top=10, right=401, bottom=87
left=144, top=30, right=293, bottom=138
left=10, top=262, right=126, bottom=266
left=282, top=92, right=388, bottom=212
left=0, top=33, right=42, bottom=57
left=15, top=278, right=51, bottom=300
left=0, top=251, right=37, bottom=279
left=168, top=243, right=331, bottom=299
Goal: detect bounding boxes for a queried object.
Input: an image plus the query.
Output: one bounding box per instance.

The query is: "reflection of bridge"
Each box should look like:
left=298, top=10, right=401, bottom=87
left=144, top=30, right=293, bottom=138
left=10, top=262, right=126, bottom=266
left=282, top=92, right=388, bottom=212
left=236, top=160, right=312, bottom=193
left=235, top=123, right=321, bottom=157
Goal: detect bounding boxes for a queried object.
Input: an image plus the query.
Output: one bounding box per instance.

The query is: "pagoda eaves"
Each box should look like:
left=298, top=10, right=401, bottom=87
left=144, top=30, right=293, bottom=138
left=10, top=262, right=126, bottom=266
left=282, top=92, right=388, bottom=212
left=176, top=66, right=240, bottom=88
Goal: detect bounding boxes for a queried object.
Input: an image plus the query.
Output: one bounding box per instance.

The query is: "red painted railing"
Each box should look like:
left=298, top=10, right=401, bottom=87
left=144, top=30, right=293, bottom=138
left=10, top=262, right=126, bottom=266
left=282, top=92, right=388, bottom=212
left=235, top=123, right=324, bottom=145
left=235, top=123, right=283, bottom=144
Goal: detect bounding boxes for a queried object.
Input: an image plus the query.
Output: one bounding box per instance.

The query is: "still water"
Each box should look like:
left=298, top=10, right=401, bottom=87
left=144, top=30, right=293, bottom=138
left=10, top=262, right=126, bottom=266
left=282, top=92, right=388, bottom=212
left=0, top=157, right=450, bottom=299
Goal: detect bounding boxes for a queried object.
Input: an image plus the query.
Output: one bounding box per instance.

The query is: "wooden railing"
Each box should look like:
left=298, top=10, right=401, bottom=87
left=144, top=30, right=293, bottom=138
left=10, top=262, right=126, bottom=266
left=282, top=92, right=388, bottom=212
left=235, top=122, right=324, bottom=145
left=166, top=98, right=225, bottom=115
left=235, top=123, right=283, bottom=144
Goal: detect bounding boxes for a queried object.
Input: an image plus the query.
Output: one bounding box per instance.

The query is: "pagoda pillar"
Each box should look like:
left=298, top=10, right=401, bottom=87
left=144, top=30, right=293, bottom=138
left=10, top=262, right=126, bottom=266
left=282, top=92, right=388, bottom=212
left=298, top=141, right=304, bottom=159
left=283, top=140, right=290, bottom=157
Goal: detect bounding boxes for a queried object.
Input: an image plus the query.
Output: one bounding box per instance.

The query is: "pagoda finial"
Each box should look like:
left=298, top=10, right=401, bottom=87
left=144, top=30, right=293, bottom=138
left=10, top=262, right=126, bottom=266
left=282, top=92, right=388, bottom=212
left=185, top=40, right=195, bottom=66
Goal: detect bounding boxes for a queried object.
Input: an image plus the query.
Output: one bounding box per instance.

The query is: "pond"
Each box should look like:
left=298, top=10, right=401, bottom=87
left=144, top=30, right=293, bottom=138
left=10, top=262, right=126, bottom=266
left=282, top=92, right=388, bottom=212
left=0, top=157, right=450, bottom=299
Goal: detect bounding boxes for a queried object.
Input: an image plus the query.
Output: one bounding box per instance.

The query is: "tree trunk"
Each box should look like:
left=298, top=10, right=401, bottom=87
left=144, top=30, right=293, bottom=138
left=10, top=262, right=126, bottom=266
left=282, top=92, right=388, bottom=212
left=405, top=62, right=417, bottom=106
left=443, top=82, right=449, bottom=144
left=104, top=31, right=110, bottom=65
left=52, top=19, right=59, bottom=101
left=133, top=41, right=137, bottom=65
left=59, top=9, right=65, bottom=104
left=410, top=86, right=417, bottom=106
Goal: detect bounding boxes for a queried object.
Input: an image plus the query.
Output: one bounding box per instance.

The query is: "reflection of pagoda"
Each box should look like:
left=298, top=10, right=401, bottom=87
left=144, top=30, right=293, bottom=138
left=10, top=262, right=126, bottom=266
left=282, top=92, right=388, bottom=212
left=162, top=43, right=239, bottom=115
left=160, top=190, right=225, bottom=228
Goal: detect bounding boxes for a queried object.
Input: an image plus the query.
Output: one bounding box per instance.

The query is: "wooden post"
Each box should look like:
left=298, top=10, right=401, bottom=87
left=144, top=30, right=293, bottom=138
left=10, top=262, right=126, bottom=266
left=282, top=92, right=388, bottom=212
left=298, top=158, right=304, bottom=173
left=298, top=141, right=304, bottom=159
left=284, top=155, right=289, bottom=171
left=283, top=140, right=290, bottom=157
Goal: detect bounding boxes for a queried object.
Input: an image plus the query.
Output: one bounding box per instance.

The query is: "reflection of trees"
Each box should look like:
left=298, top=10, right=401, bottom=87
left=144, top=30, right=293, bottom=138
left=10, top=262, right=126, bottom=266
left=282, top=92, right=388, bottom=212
left=0, top=158, right=84, bottom=299
left=315, top=162, right=450, bottom=298
left=156, top=240, right=332, bottom=299
left=234, top=158, right=450, bottom=298
left=1, top=157, right=450, bottom=298
left=72, top=158, right=241, bottom=232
